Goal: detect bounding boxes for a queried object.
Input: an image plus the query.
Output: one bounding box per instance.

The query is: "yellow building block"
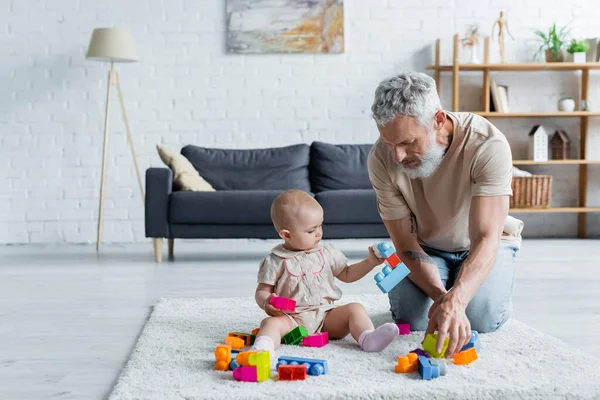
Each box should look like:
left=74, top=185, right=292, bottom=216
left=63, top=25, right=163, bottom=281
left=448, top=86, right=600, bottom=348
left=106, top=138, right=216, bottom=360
left=249, top=351, right=270, bottom=382
left=422, top=333, right=449, bottom=358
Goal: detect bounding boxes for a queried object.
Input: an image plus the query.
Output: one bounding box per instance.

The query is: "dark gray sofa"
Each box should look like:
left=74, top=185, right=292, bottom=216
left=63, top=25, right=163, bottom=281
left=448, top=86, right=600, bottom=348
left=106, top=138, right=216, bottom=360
left=145, top=141, right=388, bottom=262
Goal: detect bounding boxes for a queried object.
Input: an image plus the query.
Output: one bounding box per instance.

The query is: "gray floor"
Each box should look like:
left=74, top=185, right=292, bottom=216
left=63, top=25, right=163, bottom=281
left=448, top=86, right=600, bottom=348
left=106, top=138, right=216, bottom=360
left=0, top=238, right=599, bottom=400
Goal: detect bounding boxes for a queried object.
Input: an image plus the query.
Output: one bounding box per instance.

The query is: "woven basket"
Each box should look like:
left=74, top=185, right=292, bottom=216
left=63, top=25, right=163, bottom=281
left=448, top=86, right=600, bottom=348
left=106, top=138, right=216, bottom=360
left=511, top=175, right=553, bottom=208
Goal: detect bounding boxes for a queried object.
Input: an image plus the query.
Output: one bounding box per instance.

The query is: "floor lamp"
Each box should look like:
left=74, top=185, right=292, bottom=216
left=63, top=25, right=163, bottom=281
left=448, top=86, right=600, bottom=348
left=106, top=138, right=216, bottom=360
left=86, top=28, right=145, bottom=251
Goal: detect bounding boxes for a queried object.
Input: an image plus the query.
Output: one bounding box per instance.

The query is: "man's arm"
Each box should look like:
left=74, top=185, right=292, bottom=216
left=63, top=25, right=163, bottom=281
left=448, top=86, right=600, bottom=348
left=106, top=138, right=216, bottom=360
left=450, top=195, right=508, bottom=306
left=382, top=213, right=447, bottom=301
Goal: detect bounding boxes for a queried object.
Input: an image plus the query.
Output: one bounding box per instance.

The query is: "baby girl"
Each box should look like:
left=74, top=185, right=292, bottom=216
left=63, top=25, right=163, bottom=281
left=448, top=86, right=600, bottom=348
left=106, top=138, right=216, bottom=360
left=250, top=189, right=399, bottom=353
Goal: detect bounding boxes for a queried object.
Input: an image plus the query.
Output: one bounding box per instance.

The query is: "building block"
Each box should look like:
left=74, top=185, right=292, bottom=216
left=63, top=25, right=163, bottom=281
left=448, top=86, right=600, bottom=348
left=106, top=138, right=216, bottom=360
left=418, top=356, right=441, bottom=380
left=373, top=241, right=396, bottom=259
left=422, top=333, right=449, bottom=358
left=396, top=323, right=410, bottom=335
left=252, top=328, right=260, bottom=337
left=225, top=335, right=245, bottom=350
left=454, top=347, right=478, bottom=365
left=394, top=352, right=418, bottom=373
left=430, top=359, right=448, bottom=376
left=235, top=350, right=270, bottom=382
left=303, top=332, right=329, bottom=348
left=409, top=348, right=430, bottom=358
left=278, top=365, right=307, bottom=381
left=229, top=349, right=241, bottom=371
left=236, top=351, right=257, bottom=366
left=269, top=296, right=296, bottom=312
left=384, top=253, right=401, bottom=268
left=283, top=326, right=309, bottom=345
left=214, top=344, right=231, bottom=371
left=374, top=263, right=410, bottom=293
left=461, top=330, right=481, bottom=354
left=228, top=332, right=255, bottom=346
left=276, top=356, right=328, bottom=376
left=233, top=365, right=258, bottom=382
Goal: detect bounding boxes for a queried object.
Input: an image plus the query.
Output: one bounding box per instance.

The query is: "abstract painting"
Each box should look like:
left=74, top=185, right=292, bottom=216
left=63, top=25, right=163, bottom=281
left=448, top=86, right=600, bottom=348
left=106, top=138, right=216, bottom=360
left=226, top=0, right=344, bottom=54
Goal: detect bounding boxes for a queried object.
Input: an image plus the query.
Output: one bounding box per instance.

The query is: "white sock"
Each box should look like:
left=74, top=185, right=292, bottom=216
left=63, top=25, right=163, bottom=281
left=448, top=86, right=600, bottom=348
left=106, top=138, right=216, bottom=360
left=358, top=323, right=399, bottom=352
left=250, top=335, right=275, bottom=352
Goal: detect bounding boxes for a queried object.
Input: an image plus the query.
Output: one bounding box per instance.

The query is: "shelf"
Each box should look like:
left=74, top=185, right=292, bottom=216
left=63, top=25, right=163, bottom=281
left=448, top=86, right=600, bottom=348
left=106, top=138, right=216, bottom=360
left=426, top=63, right=600, bottom=72
left=475, top=111, right=600, bottom=117
left=513, top=160, right=600, bottom=165
left=509, top=207, right=600, bottom=213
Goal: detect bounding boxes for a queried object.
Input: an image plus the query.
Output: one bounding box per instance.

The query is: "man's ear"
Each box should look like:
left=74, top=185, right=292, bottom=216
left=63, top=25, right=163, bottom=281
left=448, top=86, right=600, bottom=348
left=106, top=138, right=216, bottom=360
left=433, top=110, right=446, bottom=130
left=279, top=229, right=291, bottom=241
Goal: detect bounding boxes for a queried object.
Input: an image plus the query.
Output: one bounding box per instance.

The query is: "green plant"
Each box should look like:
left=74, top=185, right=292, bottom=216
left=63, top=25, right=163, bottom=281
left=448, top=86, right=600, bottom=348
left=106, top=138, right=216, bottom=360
left=534, top=23, right=571, bottom=58
left=567, top=39, right=589, bottom=54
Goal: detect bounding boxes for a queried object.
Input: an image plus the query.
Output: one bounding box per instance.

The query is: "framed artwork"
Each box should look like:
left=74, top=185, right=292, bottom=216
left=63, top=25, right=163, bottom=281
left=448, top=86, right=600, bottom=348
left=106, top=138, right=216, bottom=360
left=226, top=0, right=344, bottom=54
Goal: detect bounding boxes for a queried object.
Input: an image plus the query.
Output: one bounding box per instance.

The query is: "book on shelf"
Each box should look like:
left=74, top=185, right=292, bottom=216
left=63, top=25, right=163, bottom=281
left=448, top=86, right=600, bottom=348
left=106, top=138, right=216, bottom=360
left=490, top=78, right=509, bottom=112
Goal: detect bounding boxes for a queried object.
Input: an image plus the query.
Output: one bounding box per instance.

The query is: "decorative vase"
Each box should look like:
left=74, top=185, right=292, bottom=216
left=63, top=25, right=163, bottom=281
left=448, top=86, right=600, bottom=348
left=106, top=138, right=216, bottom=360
left=573, top=52, right=586, bottom=63
left=469, top=44, right=480, bottom=64
left=545, top=49, right=564, bottom=62
left=558, top=98, right=575, bottom=112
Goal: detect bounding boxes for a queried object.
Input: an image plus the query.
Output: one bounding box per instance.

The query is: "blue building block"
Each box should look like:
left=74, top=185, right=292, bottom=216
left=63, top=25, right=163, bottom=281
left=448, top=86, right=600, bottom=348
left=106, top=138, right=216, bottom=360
left=228, top=349, right=241, bottom=371
left=276, top=356, right=328, bottom=376
left=461, top=330, right=481, bottom=353
left=374, top=263, right=410, bottom=293
left=373, top=241, right=396, bottom=259
left=430, top=359, right=447, bottom=376
left=418, top=356, right=440, bottom=380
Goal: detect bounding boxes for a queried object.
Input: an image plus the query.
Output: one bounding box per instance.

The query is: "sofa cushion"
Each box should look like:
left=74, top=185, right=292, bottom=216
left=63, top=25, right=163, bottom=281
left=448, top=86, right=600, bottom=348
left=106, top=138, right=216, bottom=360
left=169, top=190, right=284, bottom=225
left=310, top=141, right=373, bottom=192
left=156, top=144, right=215, bottom=191
left=180, top=144, right=311, bottom=192
left=316, top=189, right=382, bottom=224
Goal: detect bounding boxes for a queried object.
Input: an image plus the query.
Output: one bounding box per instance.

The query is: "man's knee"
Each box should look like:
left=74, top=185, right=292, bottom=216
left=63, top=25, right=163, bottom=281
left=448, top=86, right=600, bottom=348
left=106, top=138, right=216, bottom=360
left=387, top=278, right=432, bottom=331
left=467, top=298, right=512, bottom=333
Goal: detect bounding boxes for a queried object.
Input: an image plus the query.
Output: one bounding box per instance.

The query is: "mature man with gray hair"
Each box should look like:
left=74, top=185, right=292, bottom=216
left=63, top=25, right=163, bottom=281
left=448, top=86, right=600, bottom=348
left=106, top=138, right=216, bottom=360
left=368, top=71, right=523, bottom=358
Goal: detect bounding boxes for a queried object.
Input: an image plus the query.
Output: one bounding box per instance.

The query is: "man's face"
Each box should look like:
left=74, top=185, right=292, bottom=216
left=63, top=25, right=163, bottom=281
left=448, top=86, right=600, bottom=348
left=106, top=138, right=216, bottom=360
left=378, top=115, right=445, bottom=179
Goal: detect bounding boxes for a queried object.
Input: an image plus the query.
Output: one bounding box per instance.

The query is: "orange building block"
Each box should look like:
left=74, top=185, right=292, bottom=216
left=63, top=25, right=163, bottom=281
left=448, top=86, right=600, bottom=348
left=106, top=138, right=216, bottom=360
left=228, top=332, right=254, bottom=346
left=214, top=344, right=231, bottom=371
left=236, top=351, right=257, bottom=366
left=394, top=352, right=418, bottom=373
left=252, top=328, right=260, bottom=336
left=454, top=347, right=478, bottom=365
left=278, top=365, right=307, bottom=381
left=225, top=335, right=245, bottom=350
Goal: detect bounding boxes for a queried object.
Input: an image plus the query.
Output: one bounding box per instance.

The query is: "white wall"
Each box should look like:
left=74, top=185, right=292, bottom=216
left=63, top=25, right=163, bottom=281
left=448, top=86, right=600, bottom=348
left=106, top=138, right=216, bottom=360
left=2, top=0, right=600, bottom=244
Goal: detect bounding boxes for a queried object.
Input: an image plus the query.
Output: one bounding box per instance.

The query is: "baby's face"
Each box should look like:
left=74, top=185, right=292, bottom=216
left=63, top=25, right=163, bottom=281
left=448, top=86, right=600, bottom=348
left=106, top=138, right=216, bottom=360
left=286, top=206, right=323, bottom=251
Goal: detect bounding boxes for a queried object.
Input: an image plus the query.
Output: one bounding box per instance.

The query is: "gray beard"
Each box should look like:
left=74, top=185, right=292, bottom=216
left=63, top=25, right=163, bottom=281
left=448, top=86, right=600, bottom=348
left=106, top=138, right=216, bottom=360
left=398, top=136, right=446, bottom=179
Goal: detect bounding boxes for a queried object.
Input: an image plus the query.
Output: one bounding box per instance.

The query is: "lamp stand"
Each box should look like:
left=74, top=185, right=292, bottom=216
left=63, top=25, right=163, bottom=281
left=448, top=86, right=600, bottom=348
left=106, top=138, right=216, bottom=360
left=97, top=64, right=145, bottom=251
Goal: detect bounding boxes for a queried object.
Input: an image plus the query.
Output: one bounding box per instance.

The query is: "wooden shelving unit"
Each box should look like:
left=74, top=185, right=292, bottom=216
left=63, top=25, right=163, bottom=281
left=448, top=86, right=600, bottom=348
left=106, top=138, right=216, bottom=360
left=426, top=34, right=600, bottom=238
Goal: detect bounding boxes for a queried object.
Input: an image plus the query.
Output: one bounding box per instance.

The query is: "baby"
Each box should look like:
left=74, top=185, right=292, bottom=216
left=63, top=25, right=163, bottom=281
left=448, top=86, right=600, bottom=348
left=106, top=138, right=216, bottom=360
left=250, top=189, right=399, bottom=353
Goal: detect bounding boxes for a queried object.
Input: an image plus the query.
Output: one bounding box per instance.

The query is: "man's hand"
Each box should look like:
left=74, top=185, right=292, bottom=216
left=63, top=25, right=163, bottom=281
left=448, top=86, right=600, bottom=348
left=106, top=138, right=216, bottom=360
left=425, top=291, right=471, bottom=358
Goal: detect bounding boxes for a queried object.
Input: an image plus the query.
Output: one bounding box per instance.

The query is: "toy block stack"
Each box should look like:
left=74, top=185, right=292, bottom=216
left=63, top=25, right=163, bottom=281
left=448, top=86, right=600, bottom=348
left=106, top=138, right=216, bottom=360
left=276, top=356, right=328, bottom=376
left=372, top=241, right=410, bottom=293
left=233, top=351, right=270, bottom=382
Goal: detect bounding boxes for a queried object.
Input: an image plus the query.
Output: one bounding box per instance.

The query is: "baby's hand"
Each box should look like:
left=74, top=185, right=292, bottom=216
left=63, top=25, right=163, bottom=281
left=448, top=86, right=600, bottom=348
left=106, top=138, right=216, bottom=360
left=368, top=246, right=385, bottom=266
left=264, top=295, right=284, bottom=317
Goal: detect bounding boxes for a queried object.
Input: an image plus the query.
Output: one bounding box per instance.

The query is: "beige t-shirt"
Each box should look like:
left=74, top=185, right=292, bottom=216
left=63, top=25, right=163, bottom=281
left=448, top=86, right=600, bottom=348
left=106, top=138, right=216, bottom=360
left=368, top=111, right=523, bottom=252
left=257, top=242, right=348, bottom=312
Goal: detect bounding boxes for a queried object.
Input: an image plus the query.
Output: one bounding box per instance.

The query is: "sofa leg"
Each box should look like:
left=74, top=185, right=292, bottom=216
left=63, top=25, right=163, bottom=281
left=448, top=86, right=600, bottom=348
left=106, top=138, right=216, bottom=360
left=152, top=238, right=163, bottom=263
left=168, top=238, right=174, bottom=258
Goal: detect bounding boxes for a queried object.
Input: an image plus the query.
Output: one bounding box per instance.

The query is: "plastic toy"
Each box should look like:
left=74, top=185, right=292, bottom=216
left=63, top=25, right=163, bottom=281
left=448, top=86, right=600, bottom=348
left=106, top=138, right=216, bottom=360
left=374, top=263, right=410, bottom=293
left=423, top=333, right=449, bottom=358
left=372, top=241, right=396, bottom=259
left=430, top=359, right=448, bottom=375
left=409, top=348, right=430, bottom=358
left=454, top=347, right=478, bottom=365
left=225, top=335, right=245, bottom=350
left=269, top=296, right=296, bottom=312
left=395, top=352, right=418, bottom=373
left=276, top=356, right=328, bottom=376
left=303, top=332, right=329, bottom=348
left=214, top=344, right=231, bottom=371
left=461, top=330, right=481, bottom=353
left=229, top=349, right=240, bottom=371
left=396, top=323, right=410, bottom=335
left=233, top=350, right=270, bottom=382
left=418, top=356, right=442, bottom=380
left=283, top=326, right=309, bottom=345
left=278, top=365, right=307, bottom=381
left=252, top=328, right=260, bottom=337
left=228, top=331, right=255, bottom=346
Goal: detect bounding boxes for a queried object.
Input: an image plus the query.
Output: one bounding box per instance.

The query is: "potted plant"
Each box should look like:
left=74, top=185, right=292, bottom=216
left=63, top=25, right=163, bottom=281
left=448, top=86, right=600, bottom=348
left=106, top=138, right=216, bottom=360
left=558, top=96, right=575, bottom=112
left=567, top=39, right=589, bottom=63
left=534, top=23, right=570, bottom=62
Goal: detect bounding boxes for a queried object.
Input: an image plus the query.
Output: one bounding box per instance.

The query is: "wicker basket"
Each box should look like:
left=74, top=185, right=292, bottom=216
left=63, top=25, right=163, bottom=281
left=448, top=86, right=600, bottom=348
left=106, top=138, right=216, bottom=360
left=511, top=175, right=553, bottom=208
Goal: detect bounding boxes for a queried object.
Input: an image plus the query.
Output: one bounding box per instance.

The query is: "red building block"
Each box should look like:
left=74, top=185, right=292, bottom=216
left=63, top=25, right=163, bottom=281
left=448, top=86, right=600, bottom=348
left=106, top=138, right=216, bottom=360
left=278, top=365, right=307, bottom=381
left=303, top=332, right=329, bottom=348
left=269, top=296, right=296, bottom=312
left=385, top=253, right=401, bottom=268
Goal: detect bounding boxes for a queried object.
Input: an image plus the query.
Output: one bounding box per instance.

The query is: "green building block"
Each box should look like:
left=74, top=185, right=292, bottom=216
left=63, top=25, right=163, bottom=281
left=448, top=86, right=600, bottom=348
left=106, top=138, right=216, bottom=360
left=283, top=326, right=309, bottom=345
left=423, top=333, right=449, bottom=358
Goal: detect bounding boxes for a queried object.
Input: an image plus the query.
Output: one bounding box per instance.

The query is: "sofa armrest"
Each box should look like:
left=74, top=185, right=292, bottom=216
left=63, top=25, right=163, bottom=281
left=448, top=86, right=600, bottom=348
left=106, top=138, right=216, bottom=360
left=145, top=168, right=173, bottom=238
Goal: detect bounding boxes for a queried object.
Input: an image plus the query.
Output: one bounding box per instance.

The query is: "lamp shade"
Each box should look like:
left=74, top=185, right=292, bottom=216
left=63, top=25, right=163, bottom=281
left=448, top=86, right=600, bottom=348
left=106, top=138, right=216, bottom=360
left=86, top=28, right=137, bottom=62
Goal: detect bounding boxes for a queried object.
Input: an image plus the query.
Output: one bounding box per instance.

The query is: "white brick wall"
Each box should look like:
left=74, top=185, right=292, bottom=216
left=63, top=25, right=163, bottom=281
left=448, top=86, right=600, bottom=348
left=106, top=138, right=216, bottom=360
left=2, top=0, right=600, bottom=244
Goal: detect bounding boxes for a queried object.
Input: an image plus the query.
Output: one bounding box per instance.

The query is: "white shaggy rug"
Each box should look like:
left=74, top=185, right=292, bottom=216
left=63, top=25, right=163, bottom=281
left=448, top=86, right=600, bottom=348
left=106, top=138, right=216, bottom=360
left=108, top=295, right=600, bottom=400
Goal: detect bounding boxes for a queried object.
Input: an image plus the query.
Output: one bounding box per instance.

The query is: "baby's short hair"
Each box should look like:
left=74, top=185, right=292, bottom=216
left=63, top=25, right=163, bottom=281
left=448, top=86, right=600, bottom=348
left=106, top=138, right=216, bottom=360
left=270, top=189, right=320, bottom=232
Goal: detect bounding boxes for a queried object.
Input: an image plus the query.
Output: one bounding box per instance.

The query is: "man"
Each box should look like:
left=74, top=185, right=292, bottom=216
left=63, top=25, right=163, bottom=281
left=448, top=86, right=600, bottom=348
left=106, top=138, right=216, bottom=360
left=367, top=71, right=523, bottom=358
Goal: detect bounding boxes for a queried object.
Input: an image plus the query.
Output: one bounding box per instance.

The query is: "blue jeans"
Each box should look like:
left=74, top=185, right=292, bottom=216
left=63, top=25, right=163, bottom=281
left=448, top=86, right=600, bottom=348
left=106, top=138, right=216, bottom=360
left=388, top=242, right=518, bottom=333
